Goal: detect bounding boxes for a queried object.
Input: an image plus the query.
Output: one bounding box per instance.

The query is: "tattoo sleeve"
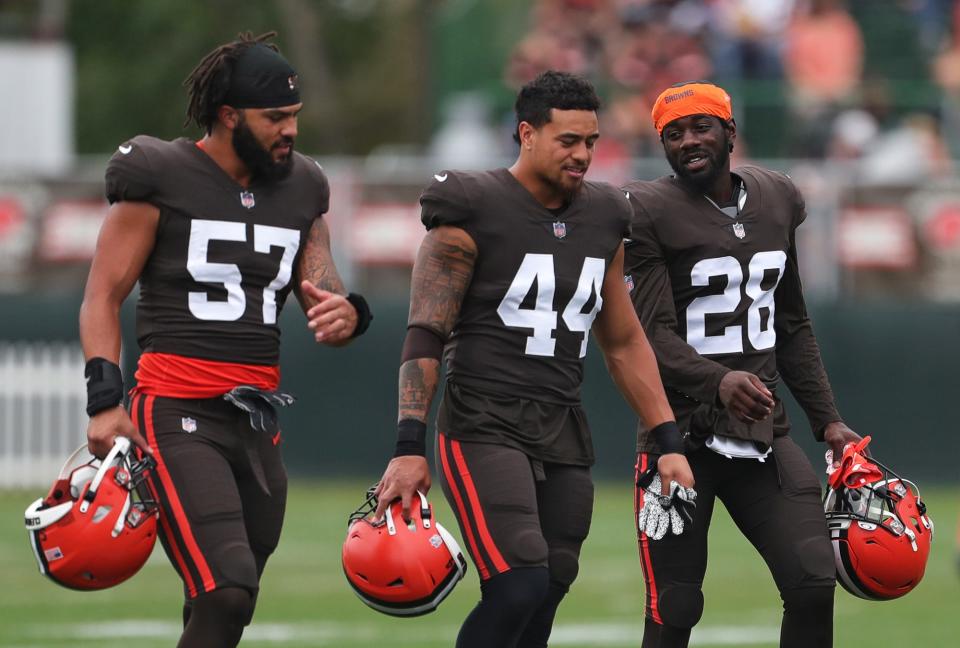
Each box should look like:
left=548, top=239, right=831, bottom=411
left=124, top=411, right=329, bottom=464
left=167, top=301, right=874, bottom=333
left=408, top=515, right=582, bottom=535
left=408, top=227, right=477, bottom=338
left=398, top=226, right=477, bottom=422
left=398, top=358, right=440, bottom=422
left=295, top=217, right=346, bottom=307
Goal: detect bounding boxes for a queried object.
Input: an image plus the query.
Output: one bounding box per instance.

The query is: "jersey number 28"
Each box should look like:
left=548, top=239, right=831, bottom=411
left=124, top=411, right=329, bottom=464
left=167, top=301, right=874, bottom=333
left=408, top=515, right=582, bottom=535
left=685, top=251, right=787, bottom=355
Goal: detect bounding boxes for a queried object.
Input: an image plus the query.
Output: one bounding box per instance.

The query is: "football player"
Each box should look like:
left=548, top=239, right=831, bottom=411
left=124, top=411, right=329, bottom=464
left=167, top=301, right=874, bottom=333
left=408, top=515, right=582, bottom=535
left=79, top=32, right=371, bottom=648
left=623, top=81, right=862, bottom=648
left=373, top=71, right=693, bottom=648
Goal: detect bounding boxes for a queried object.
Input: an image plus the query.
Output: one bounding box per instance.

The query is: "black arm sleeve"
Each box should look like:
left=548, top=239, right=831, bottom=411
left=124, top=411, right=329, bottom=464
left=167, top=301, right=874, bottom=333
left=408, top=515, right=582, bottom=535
left=773, top=182, right=842, bottom=440
left=400, top=325, right=445, bottom=363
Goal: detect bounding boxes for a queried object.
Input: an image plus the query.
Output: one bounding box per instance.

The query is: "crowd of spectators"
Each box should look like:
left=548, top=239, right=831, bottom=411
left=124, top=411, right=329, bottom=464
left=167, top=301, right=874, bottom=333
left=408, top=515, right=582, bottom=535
left=493, top=0, right=960, bottom=181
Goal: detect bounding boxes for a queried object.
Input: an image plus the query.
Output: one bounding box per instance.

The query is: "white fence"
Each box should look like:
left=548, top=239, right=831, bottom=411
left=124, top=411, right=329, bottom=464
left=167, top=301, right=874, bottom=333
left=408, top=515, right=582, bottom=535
left=0, top=342, right=87, bottom=488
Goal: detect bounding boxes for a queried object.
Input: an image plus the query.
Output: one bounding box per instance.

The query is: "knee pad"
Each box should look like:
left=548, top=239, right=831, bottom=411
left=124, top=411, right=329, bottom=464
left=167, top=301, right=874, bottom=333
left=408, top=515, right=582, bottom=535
left=794, top=536, right=837, bottom=586
left=481, top=567, right=550, bottom=614
left=195, top=587, right=256, bottom=628
left=657, top=584, right=704, bottom=629
left=781, top=585, right=834, bottom=614
left=511, top=529, right=550, bottom=568
left=547, top=545, right=580, bottom=589
left=219, top=542, right=260, bottom=593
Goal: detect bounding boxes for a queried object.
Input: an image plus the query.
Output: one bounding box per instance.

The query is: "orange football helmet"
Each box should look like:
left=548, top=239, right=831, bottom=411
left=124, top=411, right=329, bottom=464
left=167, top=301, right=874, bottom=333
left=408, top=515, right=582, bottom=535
left=824, top=436, right=933, bottom=600
left=25, top=436, right=159, bottom=590
left=342, top=487, right=467, bottom=616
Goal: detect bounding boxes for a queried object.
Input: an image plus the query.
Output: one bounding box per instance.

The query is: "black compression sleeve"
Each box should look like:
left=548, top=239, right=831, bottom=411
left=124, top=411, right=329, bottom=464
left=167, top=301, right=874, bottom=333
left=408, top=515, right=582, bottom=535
left=400, top=325, right=445, bottom=363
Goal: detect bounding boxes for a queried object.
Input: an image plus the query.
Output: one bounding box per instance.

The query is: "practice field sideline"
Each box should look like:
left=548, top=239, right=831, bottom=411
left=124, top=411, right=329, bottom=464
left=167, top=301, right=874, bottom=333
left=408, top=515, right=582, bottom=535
left=3, top=481, right=957, bottom=647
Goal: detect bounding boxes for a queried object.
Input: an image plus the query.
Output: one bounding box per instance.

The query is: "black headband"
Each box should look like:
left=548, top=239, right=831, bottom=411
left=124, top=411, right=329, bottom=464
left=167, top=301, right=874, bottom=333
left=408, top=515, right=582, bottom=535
left=222, top=43, right=300, bottom=109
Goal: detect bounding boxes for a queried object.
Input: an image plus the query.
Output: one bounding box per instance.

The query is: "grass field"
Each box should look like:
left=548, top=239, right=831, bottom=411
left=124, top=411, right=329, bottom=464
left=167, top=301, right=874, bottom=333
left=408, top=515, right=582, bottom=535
left=1, top=480, right=957, bottom=647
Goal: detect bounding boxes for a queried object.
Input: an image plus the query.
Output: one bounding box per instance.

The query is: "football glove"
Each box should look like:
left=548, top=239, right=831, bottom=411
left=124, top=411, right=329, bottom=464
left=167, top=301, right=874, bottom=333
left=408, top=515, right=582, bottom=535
left=637, top=474, right=697, bottom=540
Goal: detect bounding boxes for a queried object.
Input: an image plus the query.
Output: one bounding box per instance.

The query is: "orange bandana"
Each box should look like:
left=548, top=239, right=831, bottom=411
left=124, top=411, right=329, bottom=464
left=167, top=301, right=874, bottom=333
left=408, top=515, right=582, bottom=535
left=651, top=83, right=732, bottom=135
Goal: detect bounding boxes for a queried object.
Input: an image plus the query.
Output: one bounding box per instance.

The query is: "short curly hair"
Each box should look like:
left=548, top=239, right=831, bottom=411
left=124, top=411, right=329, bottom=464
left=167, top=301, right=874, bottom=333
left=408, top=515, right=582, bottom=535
left=513, top=71, right=601, bottom=144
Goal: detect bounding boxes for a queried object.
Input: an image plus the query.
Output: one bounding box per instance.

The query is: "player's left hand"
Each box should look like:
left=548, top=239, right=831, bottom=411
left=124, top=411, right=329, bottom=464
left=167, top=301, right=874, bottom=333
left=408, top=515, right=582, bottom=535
left=823, top=421, right=863, bottom=470
left=301, top=280, right=358, bottom=345
left=637, top=473, right=697, bottom=540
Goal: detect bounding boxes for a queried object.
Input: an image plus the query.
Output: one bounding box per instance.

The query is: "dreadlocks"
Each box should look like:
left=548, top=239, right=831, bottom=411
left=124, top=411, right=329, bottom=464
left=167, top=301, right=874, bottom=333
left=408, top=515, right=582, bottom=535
left=183, top=31, right=280, bottom=133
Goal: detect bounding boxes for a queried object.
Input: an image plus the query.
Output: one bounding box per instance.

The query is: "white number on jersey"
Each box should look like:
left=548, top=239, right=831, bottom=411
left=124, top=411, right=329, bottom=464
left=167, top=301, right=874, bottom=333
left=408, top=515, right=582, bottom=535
left=497, top=253, right=606, bottom=358
left=685, top=251, right=787, bottom=355
left=186, top=220, right=301, bottom=322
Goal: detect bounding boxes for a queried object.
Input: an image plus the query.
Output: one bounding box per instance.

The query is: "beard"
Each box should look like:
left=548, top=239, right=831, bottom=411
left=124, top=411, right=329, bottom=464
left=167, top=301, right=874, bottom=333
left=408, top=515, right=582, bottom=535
left=232, top=118, right=294, bottom=184
left=540, top=168, right=585, bottom=204
left=668, top=134, right=731, bottom=192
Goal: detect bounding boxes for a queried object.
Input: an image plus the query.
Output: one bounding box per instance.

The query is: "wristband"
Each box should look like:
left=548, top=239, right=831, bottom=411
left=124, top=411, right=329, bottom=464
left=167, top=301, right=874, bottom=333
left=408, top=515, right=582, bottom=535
left=85, top=357, right=124, bottom=417
left=346, top=292, right=373, bottom=338
left=394, top=418, right=427, bottom=457
left=651, top=421, right=684, bottom=455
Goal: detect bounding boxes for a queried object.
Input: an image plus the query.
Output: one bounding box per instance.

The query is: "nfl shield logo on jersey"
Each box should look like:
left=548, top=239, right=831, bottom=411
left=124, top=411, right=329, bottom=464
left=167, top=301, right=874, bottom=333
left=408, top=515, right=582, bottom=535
left=181, top=417, right=197, bottom=433
left=732, top=222, right=746, bottom=239
left=240, top=191, right=256, bottom=209
left=553, top=221, right=567, bottom=239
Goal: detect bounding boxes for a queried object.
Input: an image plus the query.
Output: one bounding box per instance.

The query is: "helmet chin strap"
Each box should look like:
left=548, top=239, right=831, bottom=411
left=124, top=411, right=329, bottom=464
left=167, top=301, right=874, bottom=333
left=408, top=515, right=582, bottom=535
left=384, top=491, right=434, bottom=536
left=417, top=491, right=431, bottom=529
left=80, top=437, right=130, bottom=513
left=385, top=505, right=397, bottom=536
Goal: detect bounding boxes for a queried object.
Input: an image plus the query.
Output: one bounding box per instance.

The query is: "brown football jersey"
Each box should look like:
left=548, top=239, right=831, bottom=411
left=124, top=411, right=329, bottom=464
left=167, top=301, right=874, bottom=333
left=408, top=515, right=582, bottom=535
left=422, top=168, right=631, bottom=462
left=624, top=166, right=840, bottom=453
left=105, top=136, right=328, bottom=365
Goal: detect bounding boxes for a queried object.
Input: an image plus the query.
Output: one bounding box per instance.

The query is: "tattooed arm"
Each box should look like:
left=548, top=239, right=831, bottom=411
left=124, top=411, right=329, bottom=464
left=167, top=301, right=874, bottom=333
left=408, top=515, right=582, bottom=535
left=294, top=217, right=358, bottom=346
left=398, top=225, right=476, bottom=421
left=374, top=225, right=477, bottom=521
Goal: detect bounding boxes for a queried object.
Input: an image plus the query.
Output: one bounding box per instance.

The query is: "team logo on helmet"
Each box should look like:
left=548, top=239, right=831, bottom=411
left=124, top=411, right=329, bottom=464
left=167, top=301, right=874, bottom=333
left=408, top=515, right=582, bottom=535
left=342, top=487, right=467, bottom=617
left=824, top=436, right=933, bottom=600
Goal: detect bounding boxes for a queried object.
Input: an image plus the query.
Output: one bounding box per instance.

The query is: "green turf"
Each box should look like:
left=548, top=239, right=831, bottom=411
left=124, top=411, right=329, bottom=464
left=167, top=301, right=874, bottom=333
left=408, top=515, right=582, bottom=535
left=1, top=481, right=957, bottom=647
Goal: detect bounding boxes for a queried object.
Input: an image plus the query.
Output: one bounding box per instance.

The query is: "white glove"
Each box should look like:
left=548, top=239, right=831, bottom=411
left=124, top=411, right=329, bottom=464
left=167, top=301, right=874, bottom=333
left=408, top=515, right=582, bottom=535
left=824, top=448, right=836, bottom=477
left=637, top=474, right=697, bottom=540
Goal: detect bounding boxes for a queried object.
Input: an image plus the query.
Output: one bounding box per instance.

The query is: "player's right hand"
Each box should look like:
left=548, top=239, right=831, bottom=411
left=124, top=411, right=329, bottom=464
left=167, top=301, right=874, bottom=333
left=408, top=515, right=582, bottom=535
left=373, top=455, right=431, bottom=524
left=657, top=452, right=694, bottom=493
left=87, top=405, right=152, bottom=459
left=638, top=473, right=697, bottom=540
left=718, top=370, right=774, bottom=423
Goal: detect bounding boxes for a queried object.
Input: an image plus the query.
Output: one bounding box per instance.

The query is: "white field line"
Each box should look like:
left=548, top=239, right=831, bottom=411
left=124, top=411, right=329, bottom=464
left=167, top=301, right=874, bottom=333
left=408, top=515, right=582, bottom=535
left=30, top=620, right=780, bottom=646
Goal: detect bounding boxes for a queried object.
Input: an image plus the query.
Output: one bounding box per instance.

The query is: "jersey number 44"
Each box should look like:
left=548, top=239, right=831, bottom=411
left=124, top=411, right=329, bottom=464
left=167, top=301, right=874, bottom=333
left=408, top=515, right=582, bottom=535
left=497, top=253, right=605, bottom=359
